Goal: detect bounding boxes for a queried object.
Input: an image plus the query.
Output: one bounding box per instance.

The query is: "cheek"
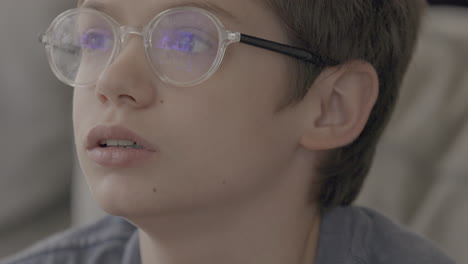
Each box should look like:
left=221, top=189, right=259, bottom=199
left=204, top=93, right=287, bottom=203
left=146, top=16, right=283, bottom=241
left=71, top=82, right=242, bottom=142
left=155, top=56, right=296, bottom=206
left=72, top=87, right=102, bottom=172
left=72, top=88, right=93, bottom=143
left=219, top=43, right=294, bottom=110
left=161, top=111, right=296, bottom=210
left=72, top=90, right=84, bottom=142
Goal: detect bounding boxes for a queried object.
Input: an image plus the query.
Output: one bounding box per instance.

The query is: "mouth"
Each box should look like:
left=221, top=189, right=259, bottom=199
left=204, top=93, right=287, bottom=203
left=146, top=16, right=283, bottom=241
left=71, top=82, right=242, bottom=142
left=86, top=125, right=157, bottom=167
left=86, top=125, right=156, bottom=152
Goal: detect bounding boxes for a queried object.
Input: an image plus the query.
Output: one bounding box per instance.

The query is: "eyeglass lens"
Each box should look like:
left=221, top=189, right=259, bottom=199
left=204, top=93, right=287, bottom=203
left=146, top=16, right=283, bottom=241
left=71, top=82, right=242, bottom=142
left=49, top=9, right=222, bottom=86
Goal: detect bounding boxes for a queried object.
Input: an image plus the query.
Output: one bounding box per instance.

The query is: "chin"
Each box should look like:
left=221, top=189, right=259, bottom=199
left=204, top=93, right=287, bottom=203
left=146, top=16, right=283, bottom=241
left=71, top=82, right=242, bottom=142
left=86, top=171, right=186, bottom=221
left=92, top=180, right=138, bottom=217
left=83, top=168, right=152, bottom=217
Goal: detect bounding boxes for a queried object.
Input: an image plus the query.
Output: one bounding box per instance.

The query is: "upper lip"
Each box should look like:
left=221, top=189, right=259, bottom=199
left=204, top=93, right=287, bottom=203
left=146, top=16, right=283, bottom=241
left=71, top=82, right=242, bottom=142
left=86, top=125, right=157, bottom=151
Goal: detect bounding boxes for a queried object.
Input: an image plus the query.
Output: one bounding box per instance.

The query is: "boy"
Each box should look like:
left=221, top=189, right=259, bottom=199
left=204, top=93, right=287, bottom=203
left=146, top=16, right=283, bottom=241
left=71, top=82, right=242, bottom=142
left=1, top=0, right=455, bottom=263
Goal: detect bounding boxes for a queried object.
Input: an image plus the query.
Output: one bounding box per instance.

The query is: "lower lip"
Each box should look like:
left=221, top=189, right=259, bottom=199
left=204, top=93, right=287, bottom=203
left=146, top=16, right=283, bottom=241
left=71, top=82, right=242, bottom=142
left=87, top=147, right=155, bottom=168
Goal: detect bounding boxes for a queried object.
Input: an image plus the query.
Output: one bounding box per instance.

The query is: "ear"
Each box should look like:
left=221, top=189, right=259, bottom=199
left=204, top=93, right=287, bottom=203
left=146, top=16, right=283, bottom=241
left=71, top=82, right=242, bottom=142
left=299, top=60, right=379, bottom=150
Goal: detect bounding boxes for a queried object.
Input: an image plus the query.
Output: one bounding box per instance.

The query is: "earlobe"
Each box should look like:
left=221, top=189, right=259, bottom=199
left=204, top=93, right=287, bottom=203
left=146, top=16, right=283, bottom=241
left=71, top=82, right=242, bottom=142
left=299, top=60, right=379, bottom=151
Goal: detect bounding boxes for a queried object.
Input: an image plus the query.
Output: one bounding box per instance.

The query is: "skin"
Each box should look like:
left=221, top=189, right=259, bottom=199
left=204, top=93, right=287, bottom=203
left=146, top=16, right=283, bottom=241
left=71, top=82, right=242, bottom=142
left=73, top=0, right=379, bottom=264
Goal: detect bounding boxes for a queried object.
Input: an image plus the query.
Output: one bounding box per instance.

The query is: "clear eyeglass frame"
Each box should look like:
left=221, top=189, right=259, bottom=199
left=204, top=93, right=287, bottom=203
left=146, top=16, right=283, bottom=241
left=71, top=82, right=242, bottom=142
left=39, top=7, right=241, bottom=87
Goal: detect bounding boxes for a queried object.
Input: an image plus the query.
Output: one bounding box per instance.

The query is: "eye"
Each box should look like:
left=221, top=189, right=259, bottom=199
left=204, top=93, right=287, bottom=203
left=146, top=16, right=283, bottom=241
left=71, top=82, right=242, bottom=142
left=190, top=35, right=211, bottom=54
left=154, top=29, right=215, bottom=54
left=79, top=29, right=113, bottom=51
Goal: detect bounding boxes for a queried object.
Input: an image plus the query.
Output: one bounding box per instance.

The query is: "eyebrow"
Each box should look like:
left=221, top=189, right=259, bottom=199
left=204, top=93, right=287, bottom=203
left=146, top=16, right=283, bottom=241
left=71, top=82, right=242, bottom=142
left=169, top=1, right=239, bottom=22
left=81, top=1, right=112, bottom=13
left=81, top=0, right=239, bottom=23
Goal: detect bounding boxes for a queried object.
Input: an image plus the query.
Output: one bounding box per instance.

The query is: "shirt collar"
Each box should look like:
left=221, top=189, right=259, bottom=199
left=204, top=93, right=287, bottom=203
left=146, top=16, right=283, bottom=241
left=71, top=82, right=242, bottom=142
left=119, top=207, right=359, bottom=264
left=122, top=229, right=141, bottom=264
left=314, top=207, right=357, bottom=263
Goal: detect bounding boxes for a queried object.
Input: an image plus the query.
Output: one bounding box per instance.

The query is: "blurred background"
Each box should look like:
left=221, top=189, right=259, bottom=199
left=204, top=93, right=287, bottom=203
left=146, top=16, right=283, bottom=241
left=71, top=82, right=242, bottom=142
left=0, top=0, right=75, bottom=257
left=0, top=0, right=467, bottom=263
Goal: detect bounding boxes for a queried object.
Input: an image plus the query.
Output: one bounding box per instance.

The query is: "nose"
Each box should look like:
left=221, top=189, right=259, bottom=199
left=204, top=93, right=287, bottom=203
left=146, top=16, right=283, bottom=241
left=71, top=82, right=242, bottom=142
left=95, top=30, right=157, bottom=109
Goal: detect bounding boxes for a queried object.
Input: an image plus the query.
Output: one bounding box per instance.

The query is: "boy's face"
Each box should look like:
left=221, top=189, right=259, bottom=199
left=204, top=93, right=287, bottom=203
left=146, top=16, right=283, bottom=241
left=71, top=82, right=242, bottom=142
left=74, top=0, right=305, bottom=217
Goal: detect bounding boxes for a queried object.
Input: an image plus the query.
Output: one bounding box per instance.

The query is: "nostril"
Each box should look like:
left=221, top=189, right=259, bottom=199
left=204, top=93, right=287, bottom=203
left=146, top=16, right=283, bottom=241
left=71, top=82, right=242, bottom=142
left=97, top=93, right=108, bottom=104
left=118, top=94, right=137, bottom=103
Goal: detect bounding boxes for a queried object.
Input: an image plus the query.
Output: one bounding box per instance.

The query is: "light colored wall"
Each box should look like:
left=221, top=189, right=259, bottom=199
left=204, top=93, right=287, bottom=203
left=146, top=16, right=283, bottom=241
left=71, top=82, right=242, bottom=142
left=0, top=0, right=76, bottom=257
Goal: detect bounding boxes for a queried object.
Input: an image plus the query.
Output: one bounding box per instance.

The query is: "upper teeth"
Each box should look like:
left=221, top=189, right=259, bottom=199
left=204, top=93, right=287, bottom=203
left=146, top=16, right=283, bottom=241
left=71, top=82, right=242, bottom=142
left=99, top=140, right=143, bottom=149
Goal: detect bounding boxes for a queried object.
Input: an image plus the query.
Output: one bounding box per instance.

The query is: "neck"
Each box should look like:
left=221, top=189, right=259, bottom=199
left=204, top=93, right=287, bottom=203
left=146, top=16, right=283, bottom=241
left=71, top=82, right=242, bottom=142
left=138, top=201, right=320, bottom=264
left=134, top=151, right=321, bottom=264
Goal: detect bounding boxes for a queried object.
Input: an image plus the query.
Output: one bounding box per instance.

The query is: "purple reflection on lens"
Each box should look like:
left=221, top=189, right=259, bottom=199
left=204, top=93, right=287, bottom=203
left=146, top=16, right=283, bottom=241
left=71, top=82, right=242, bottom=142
left=80, top=30, right=112, bottom=50
left=155, top=30, right=194, bottom=52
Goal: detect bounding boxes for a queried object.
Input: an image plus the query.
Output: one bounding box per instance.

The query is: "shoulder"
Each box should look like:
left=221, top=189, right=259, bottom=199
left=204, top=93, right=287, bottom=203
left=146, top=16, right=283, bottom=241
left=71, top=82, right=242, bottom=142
left=338, top=206, right=455, bottom=264
left=0, top=216, right=137, bottom=264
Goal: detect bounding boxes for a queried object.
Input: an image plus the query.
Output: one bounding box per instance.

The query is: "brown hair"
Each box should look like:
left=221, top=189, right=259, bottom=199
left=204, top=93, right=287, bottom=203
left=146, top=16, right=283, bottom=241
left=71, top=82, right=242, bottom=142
left=264, top=0, right=425, bottom=210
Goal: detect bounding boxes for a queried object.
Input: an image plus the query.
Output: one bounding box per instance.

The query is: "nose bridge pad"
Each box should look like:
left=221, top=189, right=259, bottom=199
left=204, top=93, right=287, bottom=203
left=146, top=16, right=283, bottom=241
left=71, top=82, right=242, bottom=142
left=112, top=25, right=157, bottom=86
left=119, top=25, right=144, bottom=45
left=115, top=25, right=149, bottom=70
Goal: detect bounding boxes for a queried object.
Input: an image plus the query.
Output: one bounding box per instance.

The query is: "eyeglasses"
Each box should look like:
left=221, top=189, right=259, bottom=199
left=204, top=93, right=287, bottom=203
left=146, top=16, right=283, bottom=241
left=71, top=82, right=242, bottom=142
left=39, top=7, right=338, bottom=87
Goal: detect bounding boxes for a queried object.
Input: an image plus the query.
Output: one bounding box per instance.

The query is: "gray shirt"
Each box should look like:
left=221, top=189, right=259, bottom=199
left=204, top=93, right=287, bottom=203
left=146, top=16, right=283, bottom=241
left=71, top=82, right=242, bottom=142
left=0, top=206, right=455, bottom=264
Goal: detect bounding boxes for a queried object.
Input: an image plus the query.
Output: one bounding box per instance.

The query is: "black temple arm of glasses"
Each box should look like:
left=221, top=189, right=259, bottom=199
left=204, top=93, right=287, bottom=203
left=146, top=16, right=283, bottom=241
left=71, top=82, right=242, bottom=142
left=240, top=34, right=338, bottom=66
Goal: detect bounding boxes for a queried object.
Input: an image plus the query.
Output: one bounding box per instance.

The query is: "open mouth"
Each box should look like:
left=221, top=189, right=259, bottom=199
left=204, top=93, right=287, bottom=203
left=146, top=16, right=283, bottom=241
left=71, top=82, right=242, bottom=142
left=99, top=139, right=145, bottom=149
left=86, top=125, right=157, bottom=167
left=86, top=125, right=157, bottom=152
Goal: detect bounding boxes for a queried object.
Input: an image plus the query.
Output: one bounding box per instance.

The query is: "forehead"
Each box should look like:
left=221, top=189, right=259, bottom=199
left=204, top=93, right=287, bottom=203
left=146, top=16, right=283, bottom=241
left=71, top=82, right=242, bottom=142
left=78, top=0, right=288, bottom=48
left=80, top=0, right=255, bottom=27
